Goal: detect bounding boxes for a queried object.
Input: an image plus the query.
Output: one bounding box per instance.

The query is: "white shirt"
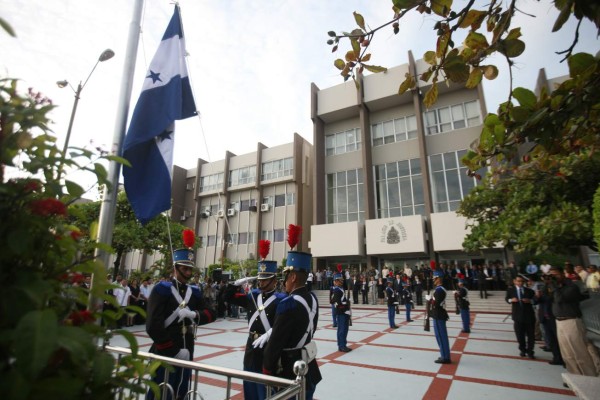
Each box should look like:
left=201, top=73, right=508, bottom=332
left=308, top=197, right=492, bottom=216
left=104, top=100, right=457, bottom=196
left=140, top=284, right=152, bottom=300
left=114, top=285, right=131, bottom=307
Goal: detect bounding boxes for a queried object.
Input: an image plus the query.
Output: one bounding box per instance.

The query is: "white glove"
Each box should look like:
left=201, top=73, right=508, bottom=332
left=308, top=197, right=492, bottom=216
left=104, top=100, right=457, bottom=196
left=177, top=308, right=197, bottom=322
left=174, top=348, right=190, bottom=360
left=234, top=277, right=254, bottom=286
left=425, top=294, right=431, bottom=301
left=252, top=328, right=272, bottom=349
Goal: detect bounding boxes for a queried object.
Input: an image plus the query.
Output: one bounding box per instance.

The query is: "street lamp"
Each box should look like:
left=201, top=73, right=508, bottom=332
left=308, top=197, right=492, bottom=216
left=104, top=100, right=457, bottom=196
left=56, top=48, right=115, bottom=180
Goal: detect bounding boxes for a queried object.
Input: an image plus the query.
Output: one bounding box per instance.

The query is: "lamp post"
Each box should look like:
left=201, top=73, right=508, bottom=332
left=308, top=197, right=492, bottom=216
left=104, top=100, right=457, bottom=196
left=56, top=48, right=115, bottom=181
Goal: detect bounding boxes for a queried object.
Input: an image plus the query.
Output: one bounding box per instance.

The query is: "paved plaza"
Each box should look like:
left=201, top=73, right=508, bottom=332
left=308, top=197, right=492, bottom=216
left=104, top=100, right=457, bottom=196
left=112, top=291, right=575, bottom=400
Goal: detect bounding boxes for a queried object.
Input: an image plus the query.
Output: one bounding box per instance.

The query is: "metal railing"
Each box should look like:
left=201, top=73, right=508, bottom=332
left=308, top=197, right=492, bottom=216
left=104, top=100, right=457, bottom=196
left=105, top=345, right=307, bottom=400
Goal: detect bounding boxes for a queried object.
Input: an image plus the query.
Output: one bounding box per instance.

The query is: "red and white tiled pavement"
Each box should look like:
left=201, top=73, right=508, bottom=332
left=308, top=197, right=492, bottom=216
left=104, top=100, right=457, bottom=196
left=115, top=294, right=575, bottom=400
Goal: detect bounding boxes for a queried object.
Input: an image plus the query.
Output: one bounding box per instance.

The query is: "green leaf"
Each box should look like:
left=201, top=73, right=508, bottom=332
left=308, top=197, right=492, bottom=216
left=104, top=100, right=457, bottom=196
left=393, top=0, right=419, bottom=9
left=363, top=64, right=388, bottom=73
left=334, top=59, right=345, bottom=70
left=351, top=37, right=360, bottom=55
left=431, top=0, right=452, bottom=17
left=328, top=31, right=336, bottom=37
left=423, top=83, right=438, bottom=108
left=398, top=74, right=416, bottom=95
left=14, top=310, right=58, bottom=379
left=458, top=9, right=486, bottom=29
left=464, top=31, right=489, bottom=51
left=106, top=154, right=131, bottom=167
left=466, top=67, right=483, bottom=88
left=512, top=87, right=537, bottom=109
left=91, top=351, right=116, bottom=386
left=503, top=39, right=525, bottom=58
left=506, top=27, right=522, bottom=41
left=436, top=32, right=450, bottom=57
left=509, top=106, right=531, bottom=123
left=353, top=11, right=366, bottom=30
left=345, top=50, right=358, bottom=62
left=552, top=0, right=572, bottom=32
left=93, top=162, right=108, bottom=183
left=0, top=17, right=16, bottom=37
left=568, top=53, right=595, bottom=77
left=65, top=180, right=85, bottom=198
left=423, top=51, right=437, bottom=65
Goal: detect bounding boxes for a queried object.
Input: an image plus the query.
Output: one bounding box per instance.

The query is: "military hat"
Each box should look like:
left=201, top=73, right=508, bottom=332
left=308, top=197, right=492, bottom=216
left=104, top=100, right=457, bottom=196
left=173, top=248, right=194, bottom=267
left=284, top=251, right=312, bottom=273
left=257, top=260, right=277, bottom=280
left=386, top=277, right=394, bottom=283
left=433, top=270, right=444, bottom=278
left=333, top=272, right=343, bottom=281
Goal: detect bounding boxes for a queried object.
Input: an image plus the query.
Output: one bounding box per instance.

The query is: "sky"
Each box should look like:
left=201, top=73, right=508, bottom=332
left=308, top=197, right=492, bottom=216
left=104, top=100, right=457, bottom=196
left=1, top=0, right=598, bottom=198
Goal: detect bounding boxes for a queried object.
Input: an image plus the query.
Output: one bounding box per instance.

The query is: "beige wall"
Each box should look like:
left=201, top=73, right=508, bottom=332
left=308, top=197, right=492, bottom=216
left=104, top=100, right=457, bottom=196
left=310, top=221, right=365, bottom=257
left=365, top=215, right=426, bottom=254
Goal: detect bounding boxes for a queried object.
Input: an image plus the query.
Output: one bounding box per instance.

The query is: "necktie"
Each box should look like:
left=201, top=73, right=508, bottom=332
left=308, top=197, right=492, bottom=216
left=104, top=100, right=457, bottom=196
left=517, top=288, right=522, bottom=302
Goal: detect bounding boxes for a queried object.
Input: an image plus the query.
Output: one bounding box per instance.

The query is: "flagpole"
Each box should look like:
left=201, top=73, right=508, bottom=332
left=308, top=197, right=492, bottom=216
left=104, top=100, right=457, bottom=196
left=90, top=0, right=144, bottom=309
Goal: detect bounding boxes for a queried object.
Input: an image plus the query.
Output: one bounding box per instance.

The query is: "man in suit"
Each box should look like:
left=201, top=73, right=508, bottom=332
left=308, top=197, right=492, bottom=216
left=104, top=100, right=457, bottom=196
left=505, top=276, right=536, bottom=358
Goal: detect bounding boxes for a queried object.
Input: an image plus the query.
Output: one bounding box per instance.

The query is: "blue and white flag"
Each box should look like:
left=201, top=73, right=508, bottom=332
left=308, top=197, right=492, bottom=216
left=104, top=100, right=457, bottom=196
left=123, top=6, right=197, bottom=224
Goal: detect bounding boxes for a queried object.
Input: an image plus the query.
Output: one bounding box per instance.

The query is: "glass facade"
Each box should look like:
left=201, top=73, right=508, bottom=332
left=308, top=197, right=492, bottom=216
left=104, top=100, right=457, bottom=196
left=199, top=173, right=224, bottom=192
left=261, top=157, right=293, bottom=181
left=371, top=115, right=417, bottom=147
left=424, top=100, right=480, bottom=135
left=229, top=166, right=256, bottom=187
left=375, top=158, right=425, bottom=217
left=326, top=168, right=364, bottom=223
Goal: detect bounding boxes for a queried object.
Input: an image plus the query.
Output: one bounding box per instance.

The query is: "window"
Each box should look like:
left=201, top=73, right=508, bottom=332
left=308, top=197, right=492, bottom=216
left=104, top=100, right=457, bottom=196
left=372, top=115, right=417, bottom=147
left=375, top=158, right=425, bottom=217
left=207, top=235, right=217, bottom=247
left=274, top=194, right=286, bottom=207
left=326, top=169, right=364, bottom=223
left=325, top=128, right=362, bottom=156
left=238, top=232, right=248, bottom=245
left=261, top=230, right=273, bottom=242
left=229, top=166, right=256, bottom=187
left=226, top=233, right=238, bottom=245
left=286, top=193, right=295, bottom=205
left=274, top=229, right=285, bottom=242
left=199, top=173, right=224, bottom=192
left=261, top=157, right=293, bottom=181
left=240, top=199, right=256, bottom=212
left=429, top=150, right=485, bottom=212
left=424, top=100, right=481, bottom=135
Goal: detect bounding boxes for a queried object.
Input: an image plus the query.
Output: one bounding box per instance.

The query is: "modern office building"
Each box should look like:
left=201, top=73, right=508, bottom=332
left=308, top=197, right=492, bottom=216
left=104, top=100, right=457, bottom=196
left=170, top=133, right=313, bottom=271
left=309, top=51, right=500, bottom=273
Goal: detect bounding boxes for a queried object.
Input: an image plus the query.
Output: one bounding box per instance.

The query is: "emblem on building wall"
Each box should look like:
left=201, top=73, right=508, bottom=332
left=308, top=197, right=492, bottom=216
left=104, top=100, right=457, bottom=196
left=380, top=220, right=408, bottom=244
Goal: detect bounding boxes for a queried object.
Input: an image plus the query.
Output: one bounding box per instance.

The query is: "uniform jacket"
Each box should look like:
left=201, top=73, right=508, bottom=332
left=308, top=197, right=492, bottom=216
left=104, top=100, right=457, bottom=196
left=430, top=285, right=449, bottom=320
left=224, top=284, right=286, bottom=370
left=330, top=286, right=350, bottom=314
left=263, top=287, right=322, bottom=387
left=385, top=285, right=398, bottom=306
left=146, top=280, right=215, bottom=358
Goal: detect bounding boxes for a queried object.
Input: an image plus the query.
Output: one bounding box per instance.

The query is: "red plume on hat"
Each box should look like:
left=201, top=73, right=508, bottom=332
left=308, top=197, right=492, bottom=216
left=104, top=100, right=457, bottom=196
left=182, top=229, right=195, bottom=248
left=287, top=224, right=302, bottom=250
left=337, top=264, right=342, bottom=273
left=457, top=272, right=465, bottom=279
left=430, top=260, right=436, bottom=270
left=258, top=239, right=271, bottom=260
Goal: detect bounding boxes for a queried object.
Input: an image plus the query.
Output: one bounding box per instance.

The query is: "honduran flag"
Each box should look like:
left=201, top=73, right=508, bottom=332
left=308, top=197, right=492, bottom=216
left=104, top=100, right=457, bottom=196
left=123, top=5, right=197, bottom=224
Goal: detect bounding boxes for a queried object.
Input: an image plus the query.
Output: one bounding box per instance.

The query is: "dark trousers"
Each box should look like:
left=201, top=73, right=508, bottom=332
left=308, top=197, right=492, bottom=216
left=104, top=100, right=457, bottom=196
left=433, top=318, right=451, bottom=361
left=147, top=365, right=191, bottom=400
left=387, top=305, right=396, bottom=328
left=336, top=313, right=350, bottom=350
left=460, top=308, right=471, bottom=332
left=541, top=317, right=563, bottom=362
left=514, top=320, right=535, bottom=355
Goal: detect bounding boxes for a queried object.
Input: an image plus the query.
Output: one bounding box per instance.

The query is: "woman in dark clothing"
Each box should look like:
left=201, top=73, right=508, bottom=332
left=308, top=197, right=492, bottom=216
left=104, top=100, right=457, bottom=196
left=377, top=277, right=385, bottom=305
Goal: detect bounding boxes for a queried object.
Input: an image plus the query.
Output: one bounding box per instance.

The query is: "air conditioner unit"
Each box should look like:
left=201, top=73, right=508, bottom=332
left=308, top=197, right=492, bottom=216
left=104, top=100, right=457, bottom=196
left=200, top=211, right=210, bottom=218
left=185, top=183, right=195, bottom=191
left=260, top=203, right=270, bottom=212
left=217, top=209, right=225, bottom=218
left=227, top=208, right=236, bottom=217
left=180, top=215, right=187, bottom=221
left=204, top=208, right=211, bottom=215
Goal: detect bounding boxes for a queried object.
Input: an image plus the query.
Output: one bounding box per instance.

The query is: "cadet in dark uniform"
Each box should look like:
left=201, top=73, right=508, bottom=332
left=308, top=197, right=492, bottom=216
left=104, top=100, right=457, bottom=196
left=427, top=270, right=451, bottom=364
left=223, top=260, right=285, bottom=400
left=454, top=278, right=471, bottom=333
left=401, top=281, right=414, bottom=322
left=262, top=251, right=322, bottom=400
left=146, top=248, right=216, bottom=400
left=385, top=277, right=399, bottom=328
left=330, top=272, right=352, bottom=352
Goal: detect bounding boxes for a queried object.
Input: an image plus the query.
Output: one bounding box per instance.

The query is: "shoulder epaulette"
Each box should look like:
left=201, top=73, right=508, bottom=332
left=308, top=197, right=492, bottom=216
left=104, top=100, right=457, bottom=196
left=153, top=281, right=173, bottom=296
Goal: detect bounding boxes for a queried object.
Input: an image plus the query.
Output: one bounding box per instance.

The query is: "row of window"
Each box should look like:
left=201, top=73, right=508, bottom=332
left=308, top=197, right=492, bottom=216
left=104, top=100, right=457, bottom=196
left=200, top=157, right=294, bottom=192
left=199, top=228, right=295, bottom=248
left=325, top=100, right=481, bottom=155
left=326, top=149, right=484, bottom=222
left=202, top=193, right=296, bottom=215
